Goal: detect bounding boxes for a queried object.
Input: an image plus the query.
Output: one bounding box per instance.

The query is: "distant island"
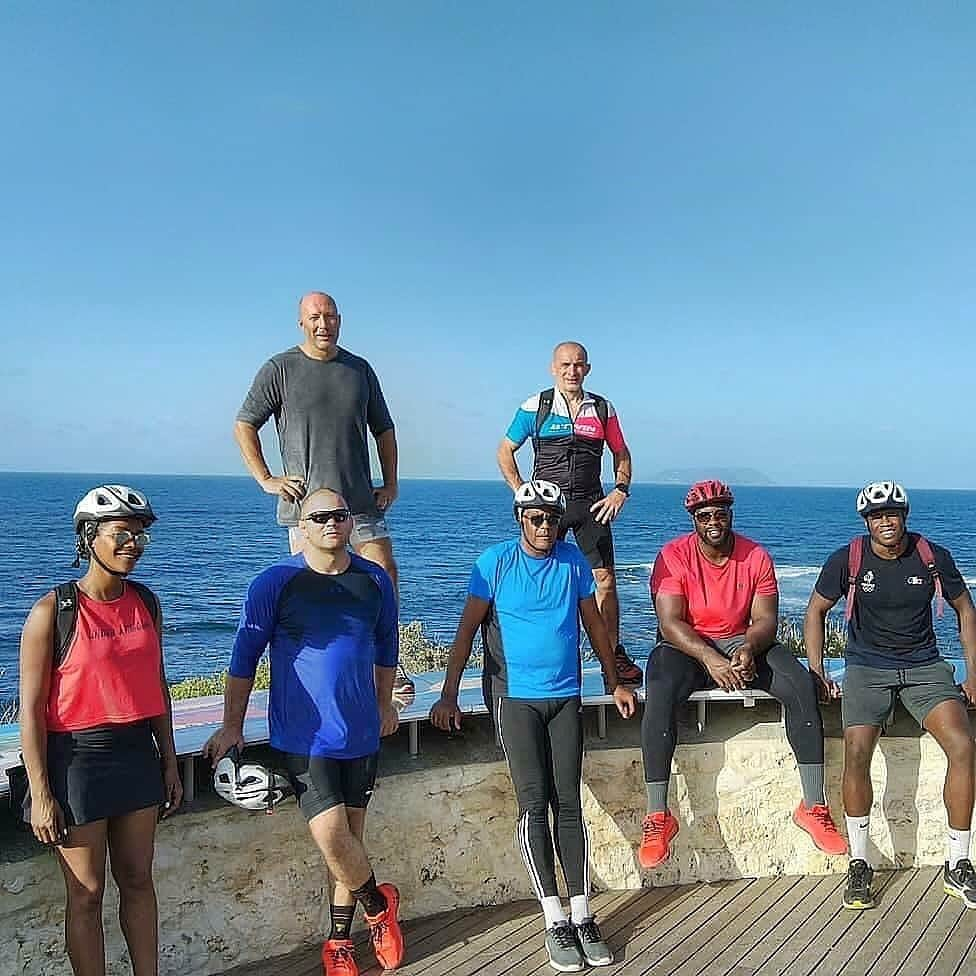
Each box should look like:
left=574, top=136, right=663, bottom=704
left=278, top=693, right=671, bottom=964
left=648, top=467, right=774, bottom=486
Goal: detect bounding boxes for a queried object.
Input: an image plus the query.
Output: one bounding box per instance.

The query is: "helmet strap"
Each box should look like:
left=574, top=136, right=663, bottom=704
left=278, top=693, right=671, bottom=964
left=89, top=545, right=130, bottom=579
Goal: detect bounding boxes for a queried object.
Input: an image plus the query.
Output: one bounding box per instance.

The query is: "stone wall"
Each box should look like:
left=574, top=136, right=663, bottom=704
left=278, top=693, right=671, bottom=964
left=0, top=721, right=964, bottom=976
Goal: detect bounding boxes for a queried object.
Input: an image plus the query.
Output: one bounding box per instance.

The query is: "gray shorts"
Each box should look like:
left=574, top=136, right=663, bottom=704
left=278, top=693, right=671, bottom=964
left=288, top=512, right=390, bottom=551
left=842, top=660, right=963, bottom=729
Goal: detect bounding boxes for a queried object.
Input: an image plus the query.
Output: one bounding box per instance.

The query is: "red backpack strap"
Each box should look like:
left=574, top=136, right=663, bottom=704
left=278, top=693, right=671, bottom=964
left=845, top=537, right=864, bottom=622
left=912, top=533, right=945, bottom=619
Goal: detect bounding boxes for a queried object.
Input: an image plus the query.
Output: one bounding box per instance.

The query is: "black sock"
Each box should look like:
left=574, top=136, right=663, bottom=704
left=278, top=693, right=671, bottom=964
left=330, top=903, right=356, bottom=941
left=351, top=874, right=387, bottom=917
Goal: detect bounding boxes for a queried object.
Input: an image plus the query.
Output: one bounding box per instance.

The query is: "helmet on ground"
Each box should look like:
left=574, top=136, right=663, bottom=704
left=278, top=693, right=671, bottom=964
left=73, top=485, right=157, bottom=533
left=513, top=480, right=566, bottom=519
left=214, top=751, right=293, bottom=812
left=856, top=481, right=909, bottom=517
left=684, top=479, right=734, bottom=512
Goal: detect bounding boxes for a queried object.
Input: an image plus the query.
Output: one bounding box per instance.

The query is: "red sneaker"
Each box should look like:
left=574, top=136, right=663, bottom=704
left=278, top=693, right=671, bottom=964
left=615, top=646, right=643, bottom=685
left=793, top=803, right=848, bottom=855
left=321, top=939, right=358, bottom=976
left=638, top=811, right=679, bottom=868
left=365, top=883, right=404, bottom=970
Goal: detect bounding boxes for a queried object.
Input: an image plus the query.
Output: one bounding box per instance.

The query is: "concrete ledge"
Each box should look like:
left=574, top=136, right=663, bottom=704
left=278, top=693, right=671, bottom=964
left=2, top=707, right=972, bottom=976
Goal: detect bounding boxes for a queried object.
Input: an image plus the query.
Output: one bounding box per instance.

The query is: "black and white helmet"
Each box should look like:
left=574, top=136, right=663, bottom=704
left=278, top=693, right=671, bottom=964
left=513, top=480, right=566, bottom=519
left=213, top=750, right=293, bottom=813
left=856, top=481, right=909, bottom=517
left=73, top=484, right=157, bottom=533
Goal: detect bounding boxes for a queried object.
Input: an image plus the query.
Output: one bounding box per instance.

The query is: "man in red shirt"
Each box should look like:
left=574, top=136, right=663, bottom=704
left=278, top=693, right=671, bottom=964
left=638, top=480, right=846, bottom=868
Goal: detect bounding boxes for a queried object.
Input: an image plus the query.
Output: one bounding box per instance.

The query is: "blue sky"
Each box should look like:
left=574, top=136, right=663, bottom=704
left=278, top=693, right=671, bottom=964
left=1, top=2, right=973, bottom=487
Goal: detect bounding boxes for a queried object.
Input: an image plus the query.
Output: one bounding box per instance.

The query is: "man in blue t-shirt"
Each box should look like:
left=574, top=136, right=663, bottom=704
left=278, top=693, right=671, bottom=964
left=204, top=488, right=404, bottom=976
left=431, top=480, right=636, bottom=974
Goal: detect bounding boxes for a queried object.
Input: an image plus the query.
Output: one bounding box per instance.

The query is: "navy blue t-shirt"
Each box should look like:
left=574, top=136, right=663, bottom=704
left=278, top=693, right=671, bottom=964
left=229, top=553, right=398, bottom=758
left=469, top=538, right=595, bottom=700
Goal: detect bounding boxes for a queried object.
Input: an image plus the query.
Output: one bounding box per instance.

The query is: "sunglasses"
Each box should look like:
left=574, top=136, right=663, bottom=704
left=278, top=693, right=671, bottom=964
left=525, top=513, right=561, bottom=527
left=693, top=508, right=731, bottom=524
left=305, top=509, right=351, bottom=525
left=99, top=529, right=151, bottom=548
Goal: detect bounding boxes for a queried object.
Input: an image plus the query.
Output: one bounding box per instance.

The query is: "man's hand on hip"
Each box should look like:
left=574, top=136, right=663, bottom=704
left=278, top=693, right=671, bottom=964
left=589, top=490, right=626, bottom=525
left=261, top=475, right=306, bottom=502
left=374, top=484, right=398, bottom=512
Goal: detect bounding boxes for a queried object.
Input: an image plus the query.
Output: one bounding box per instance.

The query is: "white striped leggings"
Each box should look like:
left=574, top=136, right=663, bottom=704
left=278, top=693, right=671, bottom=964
left=496, top=695, right=587, bottom=899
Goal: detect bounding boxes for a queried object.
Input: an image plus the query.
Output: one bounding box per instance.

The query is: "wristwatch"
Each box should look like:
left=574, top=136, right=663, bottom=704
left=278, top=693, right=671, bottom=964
left=614, top=483, right=631, bottom=496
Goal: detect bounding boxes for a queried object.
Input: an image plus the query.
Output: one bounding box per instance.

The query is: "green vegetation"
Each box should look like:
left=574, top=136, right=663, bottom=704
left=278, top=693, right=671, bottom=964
left=777, top=615, right=847, bottom=658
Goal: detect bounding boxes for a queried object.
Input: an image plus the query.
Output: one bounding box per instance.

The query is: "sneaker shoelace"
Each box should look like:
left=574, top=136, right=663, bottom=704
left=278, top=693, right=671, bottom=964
left=848, top=861, right=871, bottom=891
left=576, top=919, right=603, bottom=944
left=807, top=805, right=836, bottom=829
left=550, top=923, right=578, bottom=950
left=952, top=859, right=976, bottom=886
left=642, top=815, right=667, bottom=843
left=326, top=944, right=355, bottom=968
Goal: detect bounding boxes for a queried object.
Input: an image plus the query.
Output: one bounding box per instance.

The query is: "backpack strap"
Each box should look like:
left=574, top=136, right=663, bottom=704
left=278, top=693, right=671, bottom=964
left=911, top=533, right=945, bottom=619
left=53, top=582, right=80, bottom=667
left=844, top=537, right=864, bottom=623
left=127, top=580, right=162, bottom=629
left=533, top=388, right=555, bottom=443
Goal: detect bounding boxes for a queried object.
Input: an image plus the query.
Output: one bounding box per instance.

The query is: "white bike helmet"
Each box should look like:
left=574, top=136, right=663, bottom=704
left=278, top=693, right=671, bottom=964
left=73, top=484, right=157, bottom=533
left=513, top=480, right=566, bottom=520
left=855, top=481, right=909, bottom=517
left=214, top=751, right=293, bottom=813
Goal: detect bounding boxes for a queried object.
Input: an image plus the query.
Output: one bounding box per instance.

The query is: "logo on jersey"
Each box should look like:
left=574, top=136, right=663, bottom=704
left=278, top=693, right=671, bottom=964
left=860, top=570, right=876, bottom=593
left=907, top=576, right=925, bottom=585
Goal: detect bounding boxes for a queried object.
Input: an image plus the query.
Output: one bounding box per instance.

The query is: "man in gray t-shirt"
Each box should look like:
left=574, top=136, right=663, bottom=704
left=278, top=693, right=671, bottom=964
left=234, top=292, right=400, bottom=590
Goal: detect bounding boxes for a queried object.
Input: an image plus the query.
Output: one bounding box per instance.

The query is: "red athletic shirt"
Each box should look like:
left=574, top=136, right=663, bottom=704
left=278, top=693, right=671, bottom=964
left=650, top=532, right=778, bottom=639
left=46, top=584, right=166, bottom=732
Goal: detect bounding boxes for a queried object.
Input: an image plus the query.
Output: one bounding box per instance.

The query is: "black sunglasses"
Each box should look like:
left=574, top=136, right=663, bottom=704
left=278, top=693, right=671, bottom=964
left=693, top=508, right=731, bottom=524
left=305, top=509, right=351, bottom=525
left=526, top=513, right=561, bottom=527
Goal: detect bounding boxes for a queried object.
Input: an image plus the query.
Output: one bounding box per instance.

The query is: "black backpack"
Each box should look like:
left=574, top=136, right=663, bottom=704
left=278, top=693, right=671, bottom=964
left=52, top=580, right=160, bottom=665
left=533, top=388, right=609, bottom=442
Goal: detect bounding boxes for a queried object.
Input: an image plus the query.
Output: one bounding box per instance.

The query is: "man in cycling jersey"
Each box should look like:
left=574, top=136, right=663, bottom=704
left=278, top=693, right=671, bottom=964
left=639, top=480, right=846, bottom=869
left=431, top=480, right=637, bottom=973
left=805, top=480, right=976, bottom=911
left=497, top=341, right=641, bottom=686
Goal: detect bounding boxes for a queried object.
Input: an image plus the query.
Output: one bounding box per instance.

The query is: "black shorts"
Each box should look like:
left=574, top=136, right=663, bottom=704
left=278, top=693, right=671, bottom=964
left=22, top=721, right=164, bottom=827
left=277, top=751, right=378, bottom=822
left=559, top=495, right=614, bottom=569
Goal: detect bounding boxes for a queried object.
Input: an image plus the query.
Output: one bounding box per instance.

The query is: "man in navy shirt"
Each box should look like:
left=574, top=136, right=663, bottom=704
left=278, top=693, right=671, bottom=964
left=805, top=481, right=976, bottom=913
left=431, top=480, right=636, bottom=973
left=205, top=488, right=403, bottom=976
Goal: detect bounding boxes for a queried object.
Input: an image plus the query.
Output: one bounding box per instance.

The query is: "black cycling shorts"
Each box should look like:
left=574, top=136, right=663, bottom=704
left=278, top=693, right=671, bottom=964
left=276, top=751, right=378, bottom=822
left=559, top=496, right=614, bottom=569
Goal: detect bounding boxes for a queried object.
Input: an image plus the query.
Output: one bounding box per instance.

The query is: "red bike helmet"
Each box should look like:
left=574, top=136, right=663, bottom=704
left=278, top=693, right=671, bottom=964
left=684, top=479, right=734, bottom=512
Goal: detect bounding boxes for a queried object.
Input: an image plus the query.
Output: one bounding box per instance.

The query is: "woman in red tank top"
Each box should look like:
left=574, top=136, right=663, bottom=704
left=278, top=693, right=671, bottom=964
left=18, top=484, right=181, bottom=976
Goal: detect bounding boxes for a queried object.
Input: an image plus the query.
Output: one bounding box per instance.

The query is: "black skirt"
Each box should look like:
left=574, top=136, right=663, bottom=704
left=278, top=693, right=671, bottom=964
left=23, top=721, right=165, bottom=827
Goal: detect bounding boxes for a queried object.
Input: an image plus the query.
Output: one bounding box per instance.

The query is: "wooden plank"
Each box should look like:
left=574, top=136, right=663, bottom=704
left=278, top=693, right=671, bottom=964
left=669, top=875, right=802, bottom=976
left=789, top=868, right=918, bottom=976
left=866, top=869, right=947, bottom=976
left=919, top=900, right=976, bottom=976
left=893, top=893, right=966, bottom=976
left=835, top=870, right=933, bottom=976
left=699, top=874, right=825, bottom=976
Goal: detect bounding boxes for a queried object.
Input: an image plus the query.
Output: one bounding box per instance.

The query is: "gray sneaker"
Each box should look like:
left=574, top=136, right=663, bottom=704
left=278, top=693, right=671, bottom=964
left=944, top=858, right=976, bottom=909
left=545, top=922, right=584, bottom=972
left=574, top=917, right=613, bottom=966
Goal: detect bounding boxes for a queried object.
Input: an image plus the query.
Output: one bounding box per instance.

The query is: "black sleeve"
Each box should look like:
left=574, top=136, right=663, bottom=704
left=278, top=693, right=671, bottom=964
left=933, top=543, right=968, bottom=602
left=814, top=546, right=850, bottom=602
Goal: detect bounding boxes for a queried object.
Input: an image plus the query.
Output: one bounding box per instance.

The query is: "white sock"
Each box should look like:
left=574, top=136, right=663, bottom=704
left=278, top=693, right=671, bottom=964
left=541, top=896, right=567, bottom=929
left=846, top=815, right=871, bottom=863
left=569, top=894, right=590, bottom=925
left=948, top=829, right=972, bottom=870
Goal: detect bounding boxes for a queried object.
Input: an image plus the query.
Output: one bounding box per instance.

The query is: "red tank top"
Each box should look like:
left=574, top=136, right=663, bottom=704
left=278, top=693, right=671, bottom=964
left=47, top=584, right=166, bottom=732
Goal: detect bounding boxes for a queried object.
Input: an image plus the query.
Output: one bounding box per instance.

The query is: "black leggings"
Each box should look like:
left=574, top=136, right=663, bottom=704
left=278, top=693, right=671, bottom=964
left=641, top=642, right=824, bottom=783
left=496, top=696, right=587, bottom=899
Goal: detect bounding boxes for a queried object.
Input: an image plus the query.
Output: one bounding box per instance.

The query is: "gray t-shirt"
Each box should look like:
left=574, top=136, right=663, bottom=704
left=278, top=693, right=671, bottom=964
left=237, top=346, right=394, bottom=526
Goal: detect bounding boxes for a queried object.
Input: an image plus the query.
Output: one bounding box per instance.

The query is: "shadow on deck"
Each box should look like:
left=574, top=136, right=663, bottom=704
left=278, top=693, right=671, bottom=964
left=221, top=866, right=976, bottom=976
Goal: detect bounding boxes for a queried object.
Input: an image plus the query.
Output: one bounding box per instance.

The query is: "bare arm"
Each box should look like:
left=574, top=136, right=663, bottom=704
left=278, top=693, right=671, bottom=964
left=655, top=591, right=746, bottom=691
left=591, top=445, right=633, bottom=524
left=430, top=596, right=491, bottom=730
left=375, top=663, right=399, bottom=735
left=202, top=674, right=254, bottom=766
left=950, top=590, right=976, bottom=705
left=497, top=437, right=525, bottom=492
left=147, top=604, right=182, bottom=815
left=803, top=590, right=842, bottom=698
left=611, top=445, right=632, bottom=486
left=18, top=594, right=67, bottom=844
left=233, top=420, right=305, bottom=503
left=373, top=428, right=399, bottom=511
left=742, top=593, right=778, bottom=654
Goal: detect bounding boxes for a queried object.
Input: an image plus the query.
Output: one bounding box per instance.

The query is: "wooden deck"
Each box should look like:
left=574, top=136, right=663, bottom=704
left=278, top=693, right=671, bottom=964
left=222, top=867, right=976, bottom=976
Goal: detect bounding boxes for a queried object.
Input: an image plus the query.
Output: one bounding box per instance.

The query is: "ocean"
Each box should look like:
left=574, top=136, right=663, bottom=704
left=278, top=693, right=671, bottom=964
left=1, top=473, right=974, bottom=704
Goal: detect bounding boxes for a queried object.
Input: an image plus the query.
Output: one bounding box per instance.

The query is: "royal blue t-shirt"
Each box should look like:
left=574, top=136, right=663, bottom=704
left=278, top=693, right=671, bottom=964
left=229, top=553, right=398, bottom=758
left=469, top=538, right=596, bottom=700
